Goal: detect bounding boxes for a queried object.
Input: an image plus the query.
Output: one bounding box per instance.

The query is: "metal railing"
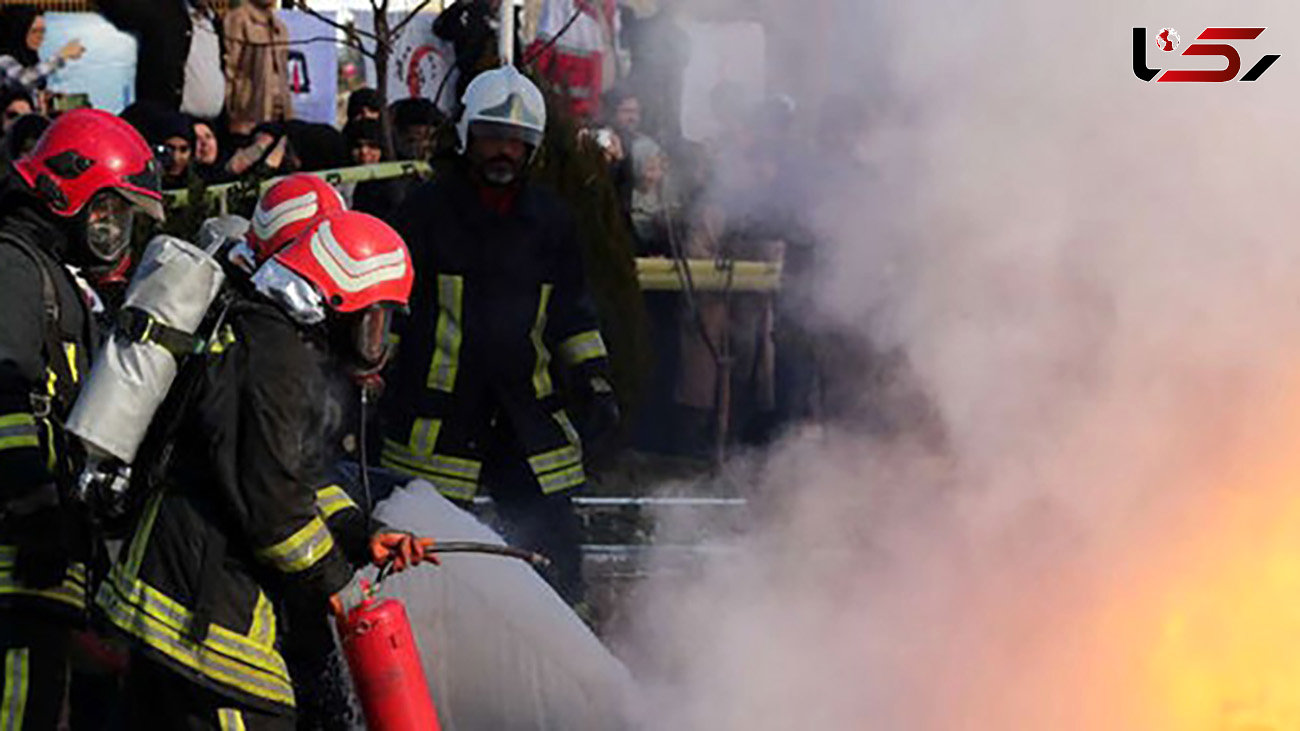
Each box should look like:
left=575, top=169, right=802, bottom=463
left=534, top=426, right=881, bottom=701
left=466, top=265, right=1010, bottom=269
left=166, top=161, right=783, bottom=292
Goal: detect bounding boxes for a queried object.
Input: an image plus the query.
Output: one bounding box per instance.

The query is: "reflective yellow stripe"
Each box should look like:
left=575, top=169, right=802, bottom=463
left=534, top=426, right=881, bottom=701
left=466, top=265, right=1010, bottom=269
left=96, top=566, right=294, bottom=708
left=219, top=708, right=247, bottom=731
left=248, top=591, right=275, bottom=654
left=0, top=547, right=87, bottom=585
left=0, top=435, right=38, bottom=451
left=1, top=648, right=28, bottom=730
left=380, top=447, right=479, bottom=500
left=63, top=342, right=79, bottom=384
left=531, top=284, right=554, bottom=397
left=0, top=551, right=88, bottom=611
left=313, top=485, right=357, bottom=521
left=426, top=274, right=464, bottom=392
left=528, top=445, right=582, bottom=475
left=558, top=330, right=608, bottom=365
left=124, top=490, right=165, bottom=579
left=383, top=439, right=481, bottom=480
left=255, top=517, right=335, bottom=574
left=408, top=418, right=442, bottom=458
left=0, top=415, right=34, bottom=430
left=538, top=463, right=585, bottom=494
left=208, top=325, right=236, bottom=354
left=0, top=410, right=38, bottom=451
left=552, top=410, right=581, bottom=448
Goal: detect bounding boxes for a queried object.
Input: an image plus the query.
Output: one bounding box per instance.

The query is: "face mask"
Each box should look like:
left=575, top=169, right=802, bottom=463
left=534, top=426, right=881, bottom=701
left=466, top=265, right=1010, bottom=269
left=83, top=190, right=136, bottom=264
left=343, top=305, right=395, bottom=376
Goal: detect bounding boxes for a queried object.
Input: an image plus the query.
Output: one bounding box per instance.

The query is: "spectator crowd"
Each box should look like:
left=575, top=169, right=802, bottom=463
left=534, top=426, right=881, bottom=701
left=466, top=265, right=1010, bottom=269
left=0, top=0, right=879, bottom=464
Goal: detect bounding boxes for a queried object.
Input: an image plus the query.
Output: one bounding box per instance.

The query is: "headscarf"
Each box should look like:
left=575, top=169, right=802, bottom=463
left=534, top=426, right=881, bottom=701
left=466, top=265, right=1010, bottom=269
left=0, top=8, right=41, bottom=67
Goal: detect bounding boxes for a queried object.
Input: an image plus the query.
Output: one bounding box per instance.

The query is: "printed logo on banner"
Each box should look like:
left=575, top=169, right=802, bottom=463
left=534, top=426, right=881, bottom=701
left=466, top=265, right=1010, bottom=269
left=1133, top=27, right=1281, bottom=82
left=289, top=51, right=311, bottom=95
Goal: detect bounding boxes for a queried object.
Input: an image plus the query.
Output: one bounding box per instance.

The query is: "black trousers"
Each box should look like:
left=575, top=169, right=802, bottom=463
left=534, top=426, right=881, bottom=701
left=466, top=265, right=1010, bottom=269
left=481, top=418, right=586, bottom=605
left=126, top=654, right=294, bottom=731
left=0, top=611, right=70, bottom=731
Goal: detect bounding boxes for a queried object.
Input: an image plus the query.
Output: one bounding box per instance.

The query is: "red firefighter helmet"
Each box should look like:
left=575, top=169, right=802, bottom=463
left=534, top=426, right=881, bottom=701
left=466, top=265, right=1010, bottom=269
left=274, top=210, right=413, bottom=313
left=247, top=173, right=346, bottom=263
left=13, top=108, right=164, bottom=222
left=272, top=211, right=413, bottom=375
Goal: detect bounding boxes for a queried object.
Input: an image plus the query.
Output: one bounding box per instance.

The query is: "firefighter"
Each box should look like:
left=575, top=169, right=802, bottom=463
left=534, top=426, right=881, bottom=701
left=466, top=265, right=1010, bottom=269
left=381, top=65, right=619, bottom=605
left=0, top=108, right=164, bottom=730
left=95, top=210, right=432, bottom=730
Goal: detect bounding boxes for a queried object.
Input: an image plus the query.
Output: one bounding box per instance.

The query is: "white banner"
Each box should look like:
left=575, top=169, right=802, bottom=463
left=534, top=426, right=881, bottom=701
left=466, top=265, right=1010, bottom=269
left=281, top=10, right=342, bottom=125
left=354, top=11, right=457, bottom=114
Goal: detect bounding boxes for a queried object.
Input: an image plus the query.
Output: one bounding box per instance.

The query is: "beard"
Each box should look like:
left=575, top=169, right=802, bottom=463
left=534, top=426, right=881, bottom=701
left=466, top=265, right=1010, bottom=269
left=477, top=155, right=524, bottom=187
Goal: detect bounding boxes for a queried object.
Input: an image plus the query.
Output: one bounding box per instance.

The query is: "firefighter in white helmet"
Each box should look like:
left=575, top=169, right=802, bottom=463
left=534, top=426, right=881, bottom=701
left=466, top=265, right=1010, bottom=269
left=382, top=66, right=618, bottom=607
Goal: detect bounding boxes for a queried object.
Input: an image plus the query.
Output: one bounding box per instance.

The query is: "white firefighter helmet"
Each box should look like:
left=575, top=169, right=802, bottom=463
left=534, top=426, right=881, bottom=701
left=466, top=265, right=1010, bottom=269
left=456, top=65, right=547, bottom=153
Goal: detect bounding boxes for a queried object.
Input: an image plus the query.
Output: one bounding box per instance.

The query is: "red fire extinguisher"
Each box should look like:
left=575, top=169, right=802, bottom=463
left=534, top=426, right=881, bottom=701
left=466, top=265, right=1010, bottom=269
left=336, top=542, right=548, bottom=730
left=338, top=590, right=441, bottom=731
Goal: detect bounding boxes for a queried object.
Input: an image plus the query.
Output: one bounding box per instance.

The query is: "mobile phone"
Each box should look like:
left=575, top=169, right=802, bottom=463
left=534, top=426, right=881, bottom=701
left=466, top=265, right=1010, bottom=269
left=50, top=93, right=91, bottom=113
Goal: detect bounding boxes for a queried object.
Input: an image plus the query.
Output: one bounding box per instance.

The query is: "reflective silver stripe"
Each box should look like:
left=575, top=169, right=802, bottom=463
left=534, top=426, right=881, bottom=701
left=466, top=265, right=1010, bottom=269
left=538, top=463, right=585, bottom=494
left=426, top=274, right=464, bottom=392
left=558, top=331, right=608, bottom=365
left=255, top=517, right=335, bottom=574
left=100, top=565, right=283, bottom=668
left=0, top=648, right=28, bottom=731
left=313, top=485, right=357, bottom=521
left=96, top=567, right=295, bottom=707
left=530, top=284, right=554, bottom=397
left=383, top=439, right=481, bottom=480
left=528, top=445, right=582, bottom=475
left=408, top=418, right=441, bottom=458
left=380, top=450, right=479, bottom=500
left=0, top=415, right=38, bottom=452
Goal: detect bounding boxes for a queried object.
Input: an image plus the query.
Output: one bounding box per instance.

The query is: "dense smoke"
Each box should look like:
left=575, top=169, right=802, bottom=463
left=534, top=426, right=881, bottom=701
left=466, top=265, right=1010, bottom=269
left=620, top=1, right=1300, bottom=729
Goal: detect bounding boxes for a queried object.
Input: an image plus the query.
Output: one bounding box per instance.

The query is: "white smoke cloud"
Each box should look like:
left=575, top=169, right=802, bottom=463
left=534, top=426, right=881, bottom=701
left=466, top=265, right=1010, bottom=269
left=619, top=1, right=1300, bottom=729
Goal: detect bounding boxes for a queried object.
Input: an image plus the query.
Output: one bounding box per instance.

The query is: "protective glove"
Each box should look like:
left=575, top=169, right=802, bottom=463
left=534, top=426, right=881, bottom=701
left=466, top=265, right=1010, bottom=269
left=368, top=531, right=438, bottom=573
left=14, top=504, right=71, bottom=590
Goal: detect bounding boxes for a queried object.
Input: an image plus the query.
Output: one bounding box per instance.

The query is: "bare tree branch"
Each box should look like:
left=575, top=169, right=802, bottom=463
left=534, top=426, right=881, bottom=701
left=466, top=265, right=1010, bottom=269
left=389, top=0, right=440, bottom=38
left=296, top=1, right=380, bottom=44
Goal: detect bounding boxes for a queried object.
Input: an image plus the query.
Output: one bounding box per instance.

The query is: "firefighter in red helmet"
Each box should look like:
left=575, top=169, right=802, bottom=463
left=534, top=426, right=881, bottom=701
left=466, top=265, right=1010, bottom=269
left=0, top=108, right=163, bottom=730
left=96, top=211, right=434, bottom=730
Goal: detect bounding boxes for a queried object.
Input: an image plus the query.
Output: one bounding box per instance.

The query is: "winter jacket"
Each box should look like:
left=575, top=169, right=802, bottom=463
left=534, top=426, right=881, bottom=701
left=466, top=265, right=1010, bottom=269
left=223, top=3, right=292, bottom=133
left=0, top=196, right=97, bottom=623
left=381, top=165, right=611, bottom=499
left=96, top=298, right=355, bottom=713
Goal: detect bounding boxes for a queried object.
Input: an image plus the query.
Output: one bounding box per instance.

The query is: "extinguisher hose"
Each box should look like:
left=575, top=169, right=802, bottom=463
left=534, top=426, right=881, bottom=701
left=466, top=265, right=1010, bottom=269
left=424, top=542, right=550, bottom=566
left=372, top=542, right=550, bottom=587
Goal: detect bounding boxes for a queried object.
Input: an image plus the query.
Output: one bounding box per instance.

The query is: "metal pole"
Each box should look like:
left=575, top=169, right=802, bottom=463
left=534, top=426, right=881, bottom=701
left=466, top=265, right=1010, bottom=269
left=498, top=0, right=515, bottom=65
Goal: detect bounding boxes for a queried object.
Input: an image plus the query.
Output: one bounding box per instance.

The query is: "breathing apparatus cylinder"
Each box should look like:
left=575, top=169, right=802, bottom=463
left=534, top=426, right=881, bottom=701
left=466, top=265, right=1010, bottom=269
left=66, top=235, right=225, bottom=464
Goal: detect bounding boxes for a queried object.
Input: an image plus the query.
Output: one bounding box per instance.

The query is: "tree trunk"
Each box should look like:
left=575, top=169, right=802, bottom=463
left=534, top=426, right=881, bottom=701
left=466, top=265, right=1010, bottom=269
left=372, top=0, right=398, bottom=160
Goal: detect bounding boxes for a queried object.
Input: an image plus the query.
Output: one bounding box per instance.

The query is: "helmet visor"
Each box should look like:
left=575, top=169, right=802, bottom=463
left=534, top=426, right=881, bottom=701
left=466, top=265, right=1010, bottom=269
left=469, top=119, right=543, bottom=149
left=116, top=186, right=166, bottom=223
left=84, top=190, right=136, bottom=264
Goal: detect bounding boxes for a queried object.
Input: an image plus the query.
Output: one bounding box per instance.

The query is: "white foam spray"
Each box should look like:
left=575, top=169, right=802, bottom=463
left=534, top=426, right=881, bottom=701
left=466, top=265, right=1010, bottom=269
left=619, top=1, right=1300, bottom=729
